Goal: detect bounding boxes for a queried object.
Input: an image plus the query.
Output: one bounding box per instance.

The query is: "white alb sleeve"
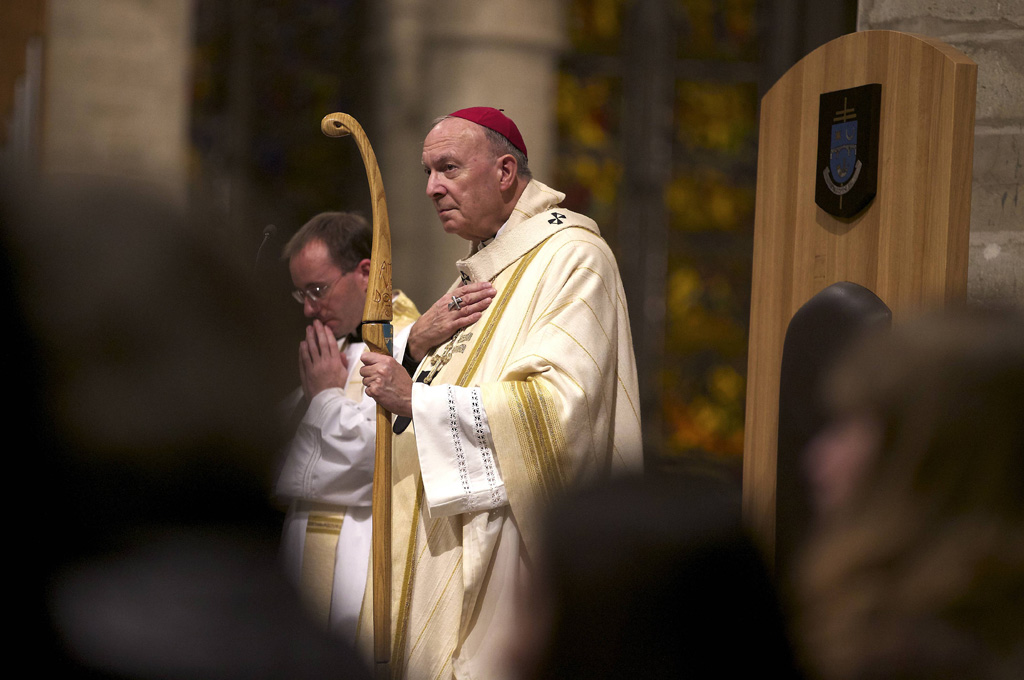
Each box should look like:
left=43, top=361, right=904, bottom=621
left=411, top=382, right=508, bottom=517
left=274, top=343, right=376, bottom=507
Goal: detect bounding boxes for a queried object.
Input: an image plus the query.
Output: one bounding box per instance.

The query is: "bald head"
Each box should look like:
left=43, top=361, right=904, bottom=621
left=421, top=117, right=529, bottom=241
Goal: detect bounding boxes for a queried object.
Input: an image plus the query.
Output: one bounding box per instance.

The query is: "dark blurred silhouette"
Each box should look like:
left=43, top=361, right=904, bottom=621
left=798, top=310, right=1024, bottom=680
left=775, top=282, right=891, bottom=583
left=2, top=174, right=370, bottom=680
left=511, top=474, right=802, bottom=680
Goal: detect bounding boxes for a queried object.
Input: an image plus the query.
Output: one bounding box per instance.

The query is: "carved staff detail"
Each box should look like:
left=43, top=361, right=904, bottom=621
left=321, top=112, right=392, bottom=678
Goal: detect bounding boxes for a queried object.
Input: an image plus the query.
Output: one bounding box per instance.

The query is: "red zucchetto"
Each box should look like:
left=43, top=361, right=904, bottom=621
left=448, top=107, right=528, bottom=159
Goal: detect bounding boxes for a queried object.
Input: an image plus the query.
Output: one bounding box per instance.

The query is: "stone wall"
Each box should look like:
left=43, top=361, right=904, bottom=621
left=374, top=0, right=565, bottom=305
left=859, top=0, right=1024, bottom=306
left=42, top=0, right=194, bottom=205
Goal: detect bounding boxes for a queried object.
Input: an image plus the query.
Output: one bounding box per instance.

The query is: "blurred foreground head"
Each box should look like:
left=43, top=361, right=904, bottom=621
left=2, top=176, right=371, bottom=679
left=513, top=475, right=801, bottom=680
left=3, top=176, right=292, bottom=546
left=799, top=309, right=1024, bottom=680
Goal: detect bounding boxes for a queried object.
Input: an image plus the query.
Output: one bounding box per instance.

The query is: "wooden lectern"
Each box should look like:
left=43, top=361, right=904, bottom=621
left=742, top=31, right=977, bottom=561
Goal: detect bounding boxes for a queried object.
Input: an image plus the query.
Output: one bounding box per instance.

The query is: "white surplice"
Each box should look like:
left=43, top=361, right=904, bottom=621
left=276, top=292, right=418, bottom=641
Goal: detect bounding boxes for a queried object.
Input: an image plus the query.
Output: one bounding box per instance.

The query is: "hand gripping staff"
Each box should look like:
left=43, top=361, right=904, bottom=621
left=321, top=112, right=393, bottom=678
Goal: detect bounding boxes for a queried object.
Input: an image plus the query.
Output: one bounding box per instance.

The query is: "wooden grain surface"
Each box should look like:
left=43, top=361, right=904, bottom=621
left=362, top=322, right=394, bottom=670
left=321, top=112, right=394, bottom=324
left=321, top=112, right=394, bottom=668
left=742, top=31, right=977, bottom=559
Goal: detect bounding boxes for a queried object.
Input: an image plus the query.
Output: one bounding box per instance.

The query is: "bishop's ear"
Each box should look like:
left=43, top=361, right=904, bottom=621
left=497, top=154, right=518, bottom=190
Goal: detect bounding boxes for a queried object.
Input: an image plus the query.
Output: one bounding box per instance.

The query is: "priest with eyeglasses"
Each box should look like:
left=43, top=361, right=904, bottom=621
left=275, top=211, right=493, bottom=641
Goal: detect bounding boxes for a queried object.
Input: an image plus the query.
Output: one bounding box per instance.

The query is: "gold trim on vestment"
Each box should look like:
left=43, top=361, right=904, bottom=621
left=519, top=241, right=641, bottom=435
left=430, top=660, right=452, bottom=680
left=409, top=556, right=463, bottom=657
left=536, top=381, right=569, bottom=474
left=560, top=235, right=632, bottom=314
left=391, top=242, right=546, bottom=676
left=378, top=185, right=643, bottom=679
left=550, top=323, right=603, bottom=375
left=550, top=238, right=616, bottom=289
left=495, top=299, right=534, bottom=376
left=617, top=372, right=642, bottom=430
left=455, top=246, right=543, bottom=387
left=303, top=518, right=345, bottom=538
left=530, top=298, right=575, bottom=329
left=300, top=510, right=346, bottom=628
left=390, top=480, right=423, bottom=680
left=506, top=380, right=566, bottom=503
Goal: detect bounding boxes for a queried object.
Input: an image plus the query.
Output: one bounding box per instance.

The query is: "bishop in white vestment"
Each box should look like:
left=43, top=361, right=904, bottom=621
left=359, top=108, right=642, bottom=680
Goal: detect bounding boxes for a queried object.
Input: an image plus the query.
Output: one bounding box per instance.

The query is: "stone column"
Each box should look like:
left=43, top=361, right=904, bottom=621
left=375, top=0, right=566, bottom=306
left=42, top=0, right=194, bottom=206
left=859, top=0, right=1024, bottom=306
left=372, top=0, right=432, bottom=303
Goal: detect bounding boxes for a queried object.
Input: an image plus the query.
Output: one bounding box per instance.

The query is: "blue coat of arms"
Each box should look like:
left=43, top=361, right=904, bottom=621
left=815, top=84, right=881, bottom=218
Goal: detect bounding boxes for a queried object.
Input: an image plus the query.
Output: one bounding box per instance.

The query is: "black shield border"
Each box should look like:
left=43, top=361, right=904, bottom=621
left=815, top=83, right=882, bottom=219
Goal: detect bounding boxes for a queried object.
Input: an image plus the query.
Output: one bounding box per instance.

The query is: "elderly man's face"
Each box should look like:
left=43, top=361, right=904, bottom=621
left=422, top=117, right=506, bottom=240
left=288, top=238, right=368, bottom=338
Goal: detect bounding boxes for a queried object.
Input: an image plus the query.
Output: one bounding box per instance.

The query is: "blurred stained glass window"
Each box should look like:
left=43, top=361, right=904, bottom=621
left=678, top=0, right=758, bottom=61
left=556, top=72, right=622, bottom=243
left=558, top=0, right=760, bottom=471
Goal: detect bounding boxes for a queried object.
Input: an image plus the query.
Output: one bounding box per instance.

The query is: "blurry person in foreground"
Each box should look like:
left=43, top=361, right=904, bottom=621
left=2, top=175, right=370, bottom=679
left=799, top=310, right=1024, bottom=680
left=508, top=474, right=802, bottom=680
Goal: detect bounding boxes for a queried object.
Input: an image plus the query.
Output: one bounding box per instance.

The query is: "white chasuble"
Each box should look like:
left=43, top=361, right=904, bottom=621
left=358, top=181, right=642, bottom=679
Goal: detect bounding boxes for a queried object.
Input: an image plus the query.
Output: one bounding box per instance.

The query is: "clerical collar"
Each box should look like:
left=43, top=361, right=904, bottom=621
left=476, top=222, right=507, bottom=252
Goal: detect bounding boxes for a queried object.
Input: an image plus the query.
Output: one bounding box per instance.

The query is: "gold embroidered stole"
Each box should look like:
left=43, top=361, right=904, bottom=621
left=355, top=184, right=637, bottom=679
left=357, top=248, right=543, bottom=680
left=298, top=336, right=362, bottom=625
left=302, top=291, right=420, bottom=632
left=299, top=504, right=347, bottom=626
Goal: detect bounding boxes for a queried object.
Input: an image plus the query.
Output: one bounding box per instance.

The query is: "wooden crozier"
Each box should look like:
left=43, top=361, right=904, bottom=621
left=321, top=112, right=394, bottom=678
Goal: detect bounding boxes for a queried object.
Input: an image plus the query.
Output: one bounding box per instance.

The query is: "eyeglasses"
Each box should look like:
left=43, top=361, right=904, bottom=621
left=291, top=273, right=343, bottom=305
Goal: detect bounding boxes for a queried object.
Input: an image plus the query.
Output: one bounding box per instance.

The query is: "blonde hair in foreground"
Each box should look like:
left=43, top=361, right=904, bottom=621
left=798, top=309, right=1024, bottom=680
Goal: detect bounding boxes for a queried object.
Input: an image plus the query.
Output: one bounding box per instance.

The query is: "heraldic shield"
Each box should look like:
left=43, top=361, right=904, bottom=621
left=830, top=120, right=857, bottom=185
left=815, top=83, right=882, bottom=218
